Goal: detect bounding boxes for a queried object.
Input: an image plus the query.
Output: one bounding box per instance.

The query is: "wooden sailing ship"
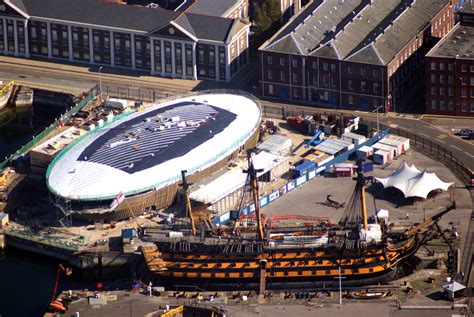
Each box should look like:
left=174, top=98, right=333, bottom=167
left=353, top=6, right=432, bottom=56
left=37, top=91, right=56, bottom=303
left=142, top=153, right=456, bottom=290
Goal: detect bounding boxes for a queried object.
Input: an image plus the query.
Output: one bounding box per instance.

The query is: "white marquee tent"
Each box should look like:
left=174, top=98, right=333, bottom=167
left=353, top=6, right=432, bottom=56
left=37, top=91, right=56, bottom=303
left=375, top=162, right=454, bottom=199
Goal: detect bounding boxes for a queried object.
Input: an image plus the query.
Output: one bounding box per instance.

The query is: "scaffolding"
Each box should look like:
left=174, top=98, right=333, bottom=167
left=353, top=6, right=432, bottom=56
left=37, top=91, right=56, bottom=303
left=54, top=195, right=73, bottom=227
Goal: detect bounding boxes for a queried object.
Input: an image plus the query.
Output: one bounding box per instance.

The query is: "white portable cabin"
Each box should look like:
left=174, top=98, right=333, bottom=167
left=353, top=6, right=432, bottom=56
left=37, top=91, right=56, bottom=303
left=373, top=142, right=397, bottom=158
left=373, top=149, right=391, bottom=165
left=384, top=134, right=410, bottom=153
left=356, top=145, right=373, bottom=159
left=341, top=132, right=366, bottom=146
left=379, top=137, right=404, bottom=156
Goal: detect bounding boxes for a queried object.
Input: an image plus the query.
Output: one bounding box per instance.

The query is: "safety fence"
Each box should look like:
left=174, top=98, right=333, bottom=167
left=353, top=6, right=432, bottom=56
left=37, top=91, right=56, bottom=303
left=0, top=85, right=99, bottom=172
left=212, top=128, right=390, bottom=226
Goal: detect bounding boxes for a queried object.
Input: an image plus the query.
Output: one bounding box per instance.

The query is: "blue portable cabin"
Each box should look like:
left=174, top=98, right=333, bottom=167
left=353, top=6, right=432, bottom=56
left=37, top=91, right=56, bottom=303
left=293, top=159, right=316, bottom=178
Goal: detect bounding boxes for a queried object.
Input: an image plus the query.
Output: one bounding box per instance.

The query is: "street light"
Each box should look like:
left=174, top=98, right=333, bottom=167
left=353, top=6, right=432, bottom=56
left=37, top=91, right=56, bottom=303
left=372, top=105, right=384, bottom=133
left=99, top=66, right=103, bottom=100
left=334, top=266, right=346, bottom=305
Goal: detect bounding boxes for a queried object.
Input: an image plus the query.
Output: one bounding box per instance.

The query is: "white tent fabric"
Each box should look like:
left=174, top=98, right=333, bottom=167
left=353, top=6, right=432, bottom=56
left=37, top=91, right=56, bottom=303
left=375, top=162, right=454, bottom=199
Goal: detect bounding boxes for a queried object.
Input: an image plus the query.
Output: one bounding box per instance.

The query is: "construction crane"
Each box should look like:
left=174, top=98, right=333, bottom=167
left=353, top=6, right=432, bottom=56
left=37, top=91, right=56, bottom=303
left=403, top=202, right=456, bottom=238
left=49, top=263, right=72, bottom=313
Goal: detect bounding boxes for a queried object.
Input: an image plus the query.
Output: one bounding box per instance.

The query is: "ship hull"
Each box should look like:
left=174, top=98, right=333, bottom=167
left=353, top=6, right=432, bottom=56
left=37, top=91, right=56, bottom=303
left=143, top=236, right=419, bottom=291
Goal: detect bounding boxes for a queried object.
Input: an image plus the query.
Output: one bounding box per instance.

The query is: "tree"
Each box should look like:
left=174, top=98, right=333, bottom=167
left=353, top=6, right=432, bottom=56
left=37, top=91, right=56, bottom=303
left=254, top=0, right=281, bottom=37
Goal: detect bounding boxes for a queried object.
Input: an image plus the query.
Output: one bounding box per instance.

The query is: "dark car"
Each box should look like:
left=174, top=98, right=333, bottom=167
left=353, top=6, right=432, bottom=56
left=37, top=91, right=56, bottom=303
left=458, top=128, right=472, bottom=136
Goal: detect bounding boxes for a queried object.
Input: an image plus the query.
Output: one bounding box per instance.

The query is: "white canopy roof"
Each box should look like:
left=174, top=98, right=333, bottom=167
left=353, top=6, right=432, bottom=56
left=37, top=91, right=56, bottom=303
left=375, top=162, right=454, bottom=199
left=442, top=281, right=466, bottom=293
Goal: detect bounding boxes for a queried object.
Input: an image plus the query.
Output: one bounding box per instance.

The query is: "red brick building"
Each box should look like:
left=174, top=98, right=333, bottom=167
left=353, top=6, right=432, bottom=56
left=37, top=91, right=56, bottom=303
left=0, top=0, right=250, bottom=82
left=425, top=5, right=474, bottom=116
left=259, top=0, right=454, bottom=112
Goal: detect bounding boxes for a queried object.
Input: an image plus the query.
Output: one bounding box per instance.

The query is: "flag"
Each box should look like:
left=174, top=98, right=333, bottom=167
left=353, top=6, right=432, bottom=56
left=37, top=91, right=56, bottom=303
left=110, top=191, right=125, bottom=210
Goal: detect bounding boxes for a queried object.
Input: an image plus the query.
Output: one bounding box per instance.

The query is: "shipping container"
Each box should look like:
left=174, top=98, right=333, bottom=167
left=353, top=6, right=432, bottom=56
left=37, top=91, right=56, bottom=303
left=341, top=132, right=366, bottom=145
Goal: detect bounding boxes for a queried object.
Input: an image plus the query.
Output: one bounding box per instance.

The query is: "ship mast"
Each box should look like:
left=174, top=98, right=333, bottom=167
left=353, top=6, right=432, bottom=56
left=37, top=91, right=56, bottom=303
left=247, top=152, right=265, bottom=240
left=359, top=167, right=368, bottom=231
left=180, top=170, right=196, bottom=236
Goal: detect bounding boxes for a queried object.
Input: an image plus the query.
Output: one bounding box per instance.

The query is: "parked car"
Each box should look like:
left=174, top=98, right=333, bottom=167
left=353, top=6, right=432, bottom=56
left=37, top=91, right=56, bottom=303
left=458, top=128, right=473, bottom=136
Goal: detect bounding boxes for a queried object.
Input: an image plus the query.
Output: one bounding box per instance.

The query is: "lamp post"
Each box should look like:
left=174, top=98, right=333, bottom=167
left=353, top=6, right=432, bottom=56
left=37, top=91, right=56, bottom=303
left=372, top=105, right=384, bottom=132
left=334, top=266, right=346, bottom=305
left=99, top=66, right=103, bottom=100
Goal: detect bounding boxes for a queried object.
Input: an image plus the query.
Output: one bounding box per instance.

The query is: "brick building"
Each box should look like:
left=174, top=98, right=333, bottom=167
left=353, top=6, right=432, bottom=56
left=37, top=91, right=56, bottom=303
left=425, top=5, right=474, bottom=116
left=250, top=0, right=302, bottom=22
left=259, top=0, right=454, bottom=112
left=0, top=0, right=250, bottom=82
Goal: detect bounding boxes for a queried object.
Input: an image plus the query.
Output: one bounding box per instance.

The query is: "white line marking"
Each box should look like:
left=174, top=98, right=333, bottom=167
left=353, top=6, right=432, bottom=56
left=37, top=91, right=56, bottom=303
left=437, top=139, right=446, bottom=144
left=466, top=152, right=474, bottom=158
left=450, top=145, right=461, bottom=151
left=419, top=133, right=430, bottom=138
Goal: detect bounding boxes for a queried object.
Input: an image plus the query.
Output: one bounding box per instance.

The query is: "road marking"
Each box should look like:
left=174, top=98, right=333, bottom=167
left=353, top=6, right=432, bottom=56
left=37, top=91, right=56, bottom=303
left=437, top=134, right=447, bottom=139
left=419, top=133, right=430, bottom=138
left=466, top=152, right=474, bottom=158
left=450, top=145, right=462, bottom=151
left=437, top=139, right=446, bottom=144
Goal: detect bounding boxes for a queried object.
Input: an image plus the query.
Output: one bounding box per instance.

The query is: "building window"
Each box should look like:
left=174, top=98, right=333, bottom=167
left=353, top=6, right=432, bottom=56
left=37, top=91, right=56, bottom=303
left=448, top=101, right=454, bottom=110
left=165, top=41, right=172, bottom=73
left=461, top=77, right=467, bottom=85
left=312, top=60, right=317, bottom=69
left=154, top=40, right=161, bottom=72
left=461, top=64, right=467, bottom=72
left=361, top=81, right=366, bottom=91
left=448, top=88, right=454, bottom=96
left=462, top=88, right=467, bottom=98
left=373, top=69, right=378, bottom=77
left=292, top=59, right=297, bottom=67
left=431, top=62, right=436, bottom=70
left=431, top=100, right=436, bottom=109
left=348, top=66, right=352, bottom=74
left=373, top=83, right=379, bottom=93
left=431, top=87, right=436, bottom=95
left=440, top=74, right=445, bottom=83
left=323, top=63, right=328, bottom=71
left=470, top=65, right=474, bottom=72
left=348, top=95, right=353, bottom=105
left=330, top=64, right=336, bottom=72
left=440, top=100, right=445, bottom=110
left=431, top=74, right=436, bottom=83
left=440, top=87, right=445, bottom=96
left=348, top=80, right=353, bottom=90
left=175, top=43, right=183, bottom=75
left=448, top=75, right=453, bottom=84
left=471, top=89, right=474, bottom=98
left=448, top=63, right=453, bottom=71
left=360, top=68, right=366, bottom=76
left=440, top=63, right=445, bottom=71
left=462, top=102, right=467, bottom=112
left=470, top=77, right=474, bottom=85
left=267, top=70, right=273, bottom=80
left=267, top=56, right=272, bottom=64
left=471, top=103, right=474, bottom=112
left=292, top=73, right=298, bottom=83
left=268, top=84, right=273, bottom=95
left=280, top=71, right=285, bottom=81
left=280, top=58, right=285, bottom=66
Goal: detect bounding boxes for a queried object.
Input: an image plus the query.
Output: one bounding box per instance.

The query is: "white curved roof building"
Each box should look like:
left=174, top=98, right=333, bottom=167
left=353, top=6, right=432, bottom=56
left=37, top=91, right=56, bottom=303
left=47, top=93, right=261, bottom=208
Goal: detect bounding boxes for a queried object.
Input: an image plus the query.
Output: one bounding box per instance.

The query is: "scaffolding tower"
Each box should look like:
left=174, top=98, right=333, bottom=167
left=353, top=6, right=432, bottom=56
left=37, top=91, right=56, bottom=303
left=54, top=195, right=73, bottom=227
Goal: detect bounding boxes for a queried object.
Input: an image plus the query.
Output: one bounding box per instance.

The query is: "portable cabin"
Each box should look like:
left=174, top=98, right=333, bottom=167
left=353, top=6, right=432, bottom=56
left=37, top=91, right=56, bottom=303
left=384, top=135, right=410, bottom=153
left=356, top=145, right=373, bottom=159
left=333, top=163, right=356, bottom=177
left=293, top=159, right=316, bottom=178
left=378, top=137, right=403, bottom=156
left=373, top=150, right=391, bottom=165
left=372, top=142, right=397, bottom=158
left=341, top=132, right=366, bottom=146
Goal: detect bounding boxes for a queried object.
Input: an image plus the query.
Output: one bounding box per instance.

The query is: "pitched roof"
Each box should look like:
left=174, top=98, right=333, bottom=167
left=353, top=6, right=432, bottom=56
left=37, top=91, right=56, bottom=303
left=260, top=0, right=450, bottom=66
left=185, top=0, right=242, bottom=17
left=5, top=0, right=247, bottom=42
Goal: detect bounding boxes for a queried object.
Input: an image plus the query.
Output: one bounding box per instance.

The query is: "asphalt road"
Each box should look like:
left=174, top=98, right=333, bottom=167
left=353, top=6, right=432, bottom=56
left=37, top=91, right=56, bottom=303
left=1, top=57, right=473, bottom=174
